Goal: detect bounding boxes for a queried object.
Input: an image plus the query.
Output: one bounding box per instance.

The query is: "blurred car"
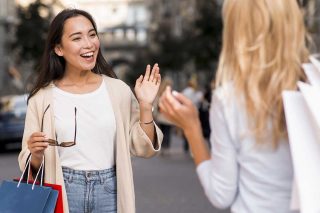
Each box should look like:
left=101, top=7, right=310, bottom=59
left=0, top=94, right=27, bottom=150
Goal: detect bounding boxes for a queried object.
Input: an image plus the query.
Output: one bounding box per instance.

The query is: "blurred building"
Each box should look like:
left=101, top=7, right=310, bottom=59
left=303, top=0, right=320, bottom=52
left=0, top=0, right=17, bottom=96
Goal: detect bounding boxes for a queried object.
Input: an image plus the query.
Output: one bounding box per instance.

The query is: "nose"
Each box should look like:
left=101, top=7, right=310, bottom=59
left=83, top=36, right=93, bottom=49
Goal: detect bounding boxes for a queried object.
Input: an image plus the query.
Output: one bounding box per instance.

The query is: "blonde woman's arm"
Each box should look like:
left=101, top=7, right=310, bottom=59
left=159, top=86, right=210, bottom=165
left=159, top=87, right=239, bottom=209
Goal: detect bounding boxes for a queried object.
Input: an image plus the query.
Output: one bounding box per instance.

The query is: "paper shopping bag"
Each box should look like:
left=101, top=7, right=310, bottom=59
left=44, top=182, right=63, bottom=213
left=297, top=81, right=320, bottom=130
left=0, top=155, right=58, bottom=213
left=13, top=179, right=64, bottom=213
left=0, top=180, right=58, bottom=213
left=283, top=91, right=320, bottom=213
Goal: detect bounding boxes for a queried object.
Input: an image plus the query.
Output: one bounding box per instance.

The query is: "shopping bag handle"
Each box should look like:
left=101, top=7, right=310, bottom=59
left=21, top=154, right=45, bottom=184
left=17, top=155, right=45, bottom=190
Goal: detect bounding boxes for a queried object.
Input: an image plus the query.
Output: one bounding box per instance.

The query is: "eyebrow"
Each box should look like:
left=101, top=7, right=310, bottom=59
left=68, top=28, right=96, bottom=38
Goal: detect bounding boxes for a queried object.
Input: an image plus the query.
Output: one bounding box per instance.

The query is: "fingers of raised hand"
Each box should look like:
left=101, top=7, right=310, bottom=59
left=159, top=97, right=174, bottom=118
left=160, top=87, right=180, bottom=114
left=154, top=65, right=161, bottom=85
left=143, top=63, right=160, bottom=83
left=165, top=87, right=182, bottom=108
left=156, top=73, right=161, bottom=85
left=136, top=75, right=143, bottom=86
left=172, top=91, right=192, bottom=106
left=150, top=63, right=159, bottom=82
left=143, top=65, right=151, bottom=81
left=159, top=96, right=182, bottom=127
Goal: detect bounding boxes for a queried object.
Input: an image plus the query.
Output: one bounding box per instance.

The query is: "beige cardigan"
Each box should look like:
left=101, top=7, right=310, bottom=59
left=18, top=75, right=163, bottom=213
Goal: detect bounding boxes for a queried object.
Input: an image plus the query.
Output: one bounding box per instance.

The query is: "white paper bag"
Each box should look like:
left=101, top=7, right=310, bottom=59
left=301, top=63, right=320, bottom=88
left=283, top=90, right=320, bottom=213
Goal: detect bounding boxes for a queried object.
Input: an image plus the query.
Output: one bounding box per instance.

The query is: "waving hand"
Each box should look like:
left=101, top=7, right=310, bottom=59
left=134, top=63, right=161, bottom=105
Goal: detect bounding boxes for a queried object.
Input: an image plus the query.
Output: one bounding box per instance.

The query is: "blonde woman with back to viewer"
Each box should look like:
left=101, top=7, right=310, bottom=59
left=159, top=0, right=308, bottom=212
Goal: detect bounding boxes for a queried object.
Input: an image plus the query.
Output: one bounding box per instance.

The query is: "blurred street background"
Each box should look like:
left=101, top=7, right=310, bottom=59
left=0, top=0, right=320, bottom=212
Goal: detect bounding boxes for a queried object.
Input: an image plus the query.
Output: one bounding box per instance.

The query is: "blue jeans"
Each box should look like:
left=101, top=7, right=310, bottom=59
left=62, top=166, right=117, bottom=213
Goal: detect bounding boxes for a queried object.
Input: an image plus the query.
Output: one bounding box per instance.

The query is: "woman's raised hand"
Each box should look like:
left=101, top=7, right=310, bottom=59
left=134, top=63, right=161, bottom=106
left=159, top=86, right=200, bottom=132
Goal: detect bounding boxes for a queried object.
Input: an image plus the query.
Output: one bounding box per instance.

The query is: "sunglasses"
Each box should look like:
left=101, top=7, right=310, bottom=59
left=41, top=104, right=77, bottom=147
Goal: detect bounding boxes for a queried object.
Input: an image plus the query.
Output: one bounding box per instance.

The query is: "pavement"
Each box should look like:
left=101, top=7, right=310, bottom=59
left=133, top=132, right=229, bottom=213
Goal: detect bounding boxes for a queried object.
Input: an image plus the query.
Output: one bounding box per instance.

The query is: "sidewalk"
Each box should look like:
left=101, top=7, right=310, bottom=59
left=133, top=131, right=229, bottom=213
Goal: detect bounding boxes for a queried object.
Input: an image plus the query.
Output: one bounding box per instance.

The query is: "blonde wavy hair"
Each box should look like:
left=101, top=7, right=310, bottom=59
left=215, top=0, right=309, bottom=146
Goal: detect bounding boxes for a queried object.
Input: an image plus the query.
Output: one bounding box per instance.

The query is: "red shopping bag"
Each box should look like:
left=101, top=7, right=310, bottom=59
left=44, top=182, right=64, bottom=213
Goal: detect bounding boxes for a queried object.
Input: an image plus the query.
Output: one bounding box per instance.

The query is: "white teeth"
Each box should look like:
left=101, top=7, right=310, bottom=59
left=81, top=52, right=94, bottom=57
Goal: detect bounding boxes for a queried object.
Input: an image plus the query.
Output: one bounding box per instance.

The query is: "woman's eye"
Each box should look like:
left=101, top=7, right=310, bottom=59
left=90, top=33, right=96, bottom=38
left=72, top=37, right=81, bottom=41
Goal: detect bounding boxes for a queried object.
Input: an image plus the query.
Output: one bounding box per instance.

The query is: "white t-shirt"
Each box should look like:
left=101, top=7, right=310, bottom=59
left=196, top=84, right=296, bottom=213
left=53, top=79, right=116, bottom=170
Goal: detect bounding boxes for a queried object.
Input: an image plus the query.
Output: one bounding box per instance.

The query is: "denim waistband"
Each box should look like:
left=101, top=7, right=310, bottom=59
left=62, top=166, right=116, bottom=183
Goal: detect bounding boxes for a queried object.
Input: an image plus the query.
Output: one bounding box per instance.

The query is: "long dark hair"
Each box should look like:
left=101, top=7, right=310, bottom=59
left=28, top=9, right=117, bottom=101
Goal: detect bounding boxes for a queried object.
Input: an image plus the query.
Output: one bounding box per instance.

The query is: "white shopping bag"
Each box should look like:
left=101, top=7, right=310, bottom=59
left=283, top=89, right=320, bottom=213
left=301, top=63, right=320, bottom=88
left=297, top=81, right=320, bottom=130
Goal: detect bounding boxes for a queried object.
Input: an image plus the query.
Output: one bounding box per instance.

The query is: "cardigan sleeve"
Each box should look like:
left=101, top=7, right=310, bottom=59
left=128, top=91, right=163, bottom=158
left=18, top=98, right=40, bottom=172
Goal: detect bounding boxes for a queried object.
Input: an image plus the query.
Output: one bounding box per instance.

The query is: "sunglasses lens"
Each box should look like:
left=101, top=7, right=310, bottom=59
left=48, top=139, right=58, bottom=146
left=61, top=142, right=75, bottom=147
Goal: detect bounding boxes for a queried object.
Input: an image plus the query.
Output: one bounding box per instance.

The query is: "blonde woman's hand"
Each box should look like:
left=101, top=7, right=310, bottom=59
left=134, top=64, right=161, bottom=108
left=159, top=86, right=201, bottom=133
left=27, top=132, right=49, bottom=160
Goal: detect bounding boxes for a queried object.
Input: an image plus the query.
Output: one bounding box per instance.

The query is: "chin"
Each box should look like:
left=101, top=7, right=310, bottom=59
left=82, top=64, right=96, bottom=71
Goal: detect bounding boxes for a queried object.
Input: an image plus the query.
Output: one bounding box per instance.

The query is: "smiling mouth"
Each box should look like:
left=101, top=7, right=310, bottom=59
left=80, top=52, right=94, bottom=59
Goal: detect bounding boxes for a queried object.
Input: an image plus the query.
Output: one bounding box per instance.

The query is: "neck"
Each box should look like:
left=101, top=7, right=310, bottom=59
left=60, top=69, right=98, bottom=87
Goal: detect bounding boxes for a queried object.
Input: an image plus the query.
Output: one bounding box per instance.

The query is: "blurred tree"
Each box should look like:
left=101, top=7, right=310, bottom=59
left=191, top=0, right=222, bottom=70
left=149, top=20, right=192, bottom=71
left=132, top=0, right=222, bottom=81
left=125, top=50, right=152, bottom=87
left=13, top=0, right=52, bottom=66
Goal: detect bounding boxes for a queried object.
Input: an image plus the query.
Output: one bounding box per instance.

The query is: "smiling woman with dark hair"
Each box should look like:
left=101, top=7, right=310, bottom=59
left=18, top=9, right=163, bottom=213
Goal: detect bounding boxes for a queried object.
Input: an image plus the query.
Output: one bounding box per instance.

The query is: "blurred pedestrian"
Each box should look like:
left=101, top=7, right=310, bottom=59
left=181, top=76, right=203, bottom=109
left=154, top=77, right=174, bottom=156
left=181, top=77, right=203, bottom=153
left=198, top=81, right=213, bottom=147
left=18, top=9, right=163, bottom=213
left=159, top=0, right=308, bottom=212
left=8, top=65, right=24, bottom=91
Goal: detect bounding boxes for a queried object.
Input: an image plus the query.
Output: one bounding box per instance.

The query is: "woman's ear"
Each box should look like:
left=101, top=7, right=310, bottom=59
left=54, top=45, right=63, bottom=57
